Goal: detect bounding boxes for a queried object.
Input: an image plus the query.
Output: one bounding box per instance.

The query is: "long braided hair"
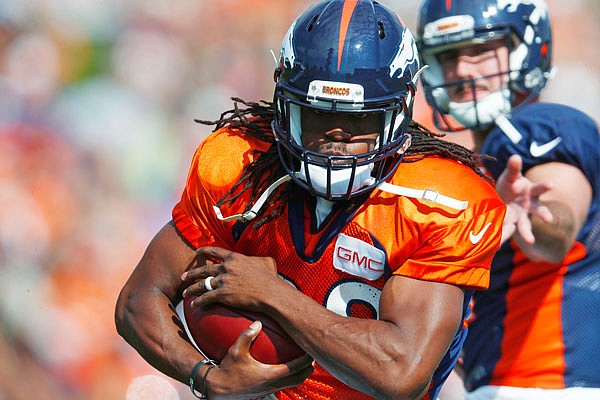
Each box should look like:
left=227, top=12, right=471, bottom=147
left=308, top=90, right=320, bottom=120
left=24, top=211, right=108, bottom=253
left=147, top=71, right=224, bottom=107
left=195, top=97, right=492, bottom=228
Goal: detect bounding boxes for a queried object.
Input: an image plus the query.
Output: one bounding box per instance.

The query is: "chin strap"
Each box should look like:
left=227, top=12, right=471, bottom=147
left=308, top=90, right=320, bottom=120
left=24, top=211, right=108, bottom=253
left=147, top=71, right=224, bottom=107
left=213, top=174, right=293, bottom=222
left=378, top=182, right=468, bottom=210
left=412, top=64, right=429, bottom=85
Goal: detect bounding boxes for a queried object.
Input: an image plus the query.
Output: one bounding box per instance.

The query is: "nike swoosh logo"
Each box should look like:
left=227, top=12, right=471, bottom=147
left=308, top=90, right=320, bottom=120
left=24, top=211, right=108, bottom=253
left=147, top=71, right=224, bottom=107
left=529, top=137, right=562, bottom=157
left=470, top=222, right=492, bottom=245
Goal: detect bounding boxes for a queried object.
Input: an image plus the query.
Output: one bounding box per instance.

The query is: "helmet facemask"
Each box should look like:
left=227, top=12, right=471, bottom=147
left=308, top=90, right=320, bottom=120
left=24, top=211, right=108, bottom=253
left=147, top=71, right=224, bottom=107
left=273, top=81, right=413, bottom=200
left=421, top=33, right=514, bottom=132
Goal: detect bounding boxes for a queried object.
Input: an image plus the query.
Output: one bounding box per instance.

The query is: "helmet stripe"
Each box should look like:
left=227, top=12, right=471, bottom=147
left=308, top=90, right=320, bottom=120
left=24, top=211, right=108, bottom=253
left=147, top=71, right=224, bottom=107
left=446, top=0, right=452, bottom=12
left=338, top=0, right=359, bottom=71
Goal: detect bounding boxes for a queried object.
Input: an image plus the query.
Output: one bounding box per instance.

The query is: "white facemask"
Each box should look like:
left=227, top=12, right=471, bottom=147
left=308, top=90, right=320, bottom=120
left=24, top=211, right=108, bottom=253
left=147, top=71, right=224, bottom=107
left=448, top=88, right=511, bottom=130
left=297, top=161, right=375, bottom=198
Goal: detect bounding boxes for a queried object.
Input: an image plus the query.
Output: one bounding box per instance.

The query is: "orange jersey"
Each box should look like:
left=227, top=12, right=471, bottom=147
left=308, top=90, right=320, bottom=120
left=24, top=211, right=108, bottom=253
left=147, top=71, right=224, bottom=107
left=173, top=126, right=505, bottom=399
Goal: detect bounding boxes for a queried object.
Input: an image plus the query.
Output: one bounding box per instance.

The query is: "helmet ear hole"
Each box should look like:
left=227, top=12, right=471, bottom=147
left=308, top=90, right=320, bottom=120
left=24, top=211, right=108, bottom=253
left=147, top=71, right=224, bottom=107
left=307, top=14, right=319, bottom=32
left=378, top=21, right=386, bottom=39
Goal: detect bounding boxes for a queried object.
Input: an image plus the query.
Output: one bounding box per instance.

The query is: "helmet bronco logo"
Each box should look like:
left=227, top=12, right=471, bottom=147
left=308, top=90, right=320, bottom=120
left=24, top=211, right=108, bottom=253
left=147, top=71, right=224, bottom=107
left=280, top=22, right=296, bottom=69
left=389, top=28, right=419, bottom=79
left=498, top=0, right=547, bottom=15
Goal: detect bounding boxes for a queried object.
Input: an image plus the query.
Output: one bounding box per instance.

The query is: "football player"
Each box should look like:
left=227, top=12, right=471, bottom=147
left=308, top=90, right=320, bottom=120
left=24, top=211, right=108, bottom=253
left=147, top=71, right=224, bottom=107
left=116, top=1, right=514, bottom=399
left=417, top=0, right=600, bottom=399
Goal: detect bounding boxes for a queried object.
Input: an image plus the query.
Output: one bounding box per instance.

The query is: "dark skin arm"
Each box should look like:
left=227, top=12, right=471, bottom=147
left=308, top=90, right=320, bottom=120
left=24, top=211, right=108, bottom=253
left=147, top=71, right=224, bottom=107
left=183, top=246, right=466, bottom=400
left=114, top=222, right=314, bottom=399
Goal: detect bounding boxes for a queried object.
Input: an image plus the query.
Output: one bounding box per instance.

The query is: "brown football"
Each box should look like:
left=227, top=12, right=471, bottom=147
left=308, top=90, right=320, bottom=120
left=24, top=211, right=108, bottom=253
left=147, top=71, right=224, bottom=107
left=183, top=297, right=306, bottom=364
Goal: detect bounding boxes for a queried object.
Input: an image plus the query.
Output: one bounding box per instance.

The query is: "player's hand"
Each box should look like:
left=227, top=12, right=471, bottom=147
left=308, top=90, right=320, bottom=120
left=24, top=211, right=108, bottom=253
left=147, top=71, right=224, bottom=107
left=181, top=246, right=288, bottom=311
left=206, top=321, right=314, bottom=399
left=497, top=154, right=553, bottom=244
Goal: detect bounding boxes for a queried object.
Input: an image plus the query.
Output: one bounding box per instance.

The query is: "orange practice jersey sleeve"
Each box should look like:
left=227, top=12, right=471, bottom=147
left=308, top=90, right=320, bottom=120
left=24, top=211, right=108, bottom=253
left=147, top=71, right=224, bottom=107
left=383, top=157, right=505, bottom=290
left=172, top=128, right=271, bottom=249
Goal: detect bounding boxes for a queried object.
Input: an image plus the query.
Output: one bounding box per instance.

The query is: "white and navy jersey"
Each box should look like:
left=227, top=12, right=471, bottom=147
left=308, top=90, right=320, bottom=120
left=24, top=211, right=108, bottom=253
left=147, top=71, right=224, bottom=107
left=464, top=102, right=600, bottom=390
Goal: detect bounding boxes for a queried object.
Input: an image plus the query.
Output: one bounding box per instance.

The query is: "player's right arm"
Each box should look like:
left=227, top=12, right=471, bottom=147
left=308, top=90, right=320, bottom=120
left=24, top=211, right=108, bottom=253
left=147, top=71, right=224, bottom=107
left=496, top=154, right=591, bottom=262
left=115, top=221, right=313, bottom=398
left=497, top=154, right=553, bottom=245
left=115, top=221, right=206, bottom=383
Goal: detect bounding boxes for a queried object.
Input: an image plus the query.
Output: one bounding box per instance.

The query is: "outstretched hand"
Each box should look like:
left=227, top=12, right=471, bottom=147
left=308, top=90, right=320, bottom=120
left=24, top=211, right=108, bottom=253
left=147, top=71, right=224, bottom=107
left=497, top=154, right=553, bottom=244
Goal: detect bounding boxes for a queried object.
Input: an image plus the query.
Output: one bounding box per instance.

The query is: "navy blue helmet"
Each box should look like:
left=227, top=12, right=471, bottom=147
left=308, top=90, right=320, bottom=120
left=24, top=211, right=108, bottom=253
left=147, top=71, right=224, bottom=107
left=273, top=0, right=420, bottom=200
left=417, top=0, right=553, bottom=131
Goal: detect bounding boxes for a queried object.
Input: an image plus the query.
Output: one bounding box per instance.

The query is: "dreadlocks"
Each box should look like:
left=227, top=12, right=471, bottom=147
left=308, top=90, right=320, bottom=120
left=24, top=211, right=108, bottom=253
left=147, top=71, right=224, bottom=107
left=195, top=97, right=492, bottom=228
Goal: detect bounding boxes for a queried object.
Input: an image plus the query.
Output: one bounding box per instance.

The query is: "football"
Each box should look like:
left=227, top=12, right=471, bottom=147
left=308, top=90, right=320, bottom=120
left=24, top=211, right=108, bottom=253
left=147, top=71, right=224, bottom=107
left=183, top=297, right=306, bottom=364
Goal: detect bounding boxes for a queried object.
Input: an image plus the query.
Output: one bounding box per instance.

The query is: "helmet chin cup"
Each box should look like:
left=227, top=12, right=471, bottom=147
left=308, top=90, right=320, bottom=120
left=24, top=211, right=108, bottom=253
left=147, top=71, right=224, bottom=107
left=297, top=161, right=375, bottom=200
left=447, top=88, right=511, bottom=131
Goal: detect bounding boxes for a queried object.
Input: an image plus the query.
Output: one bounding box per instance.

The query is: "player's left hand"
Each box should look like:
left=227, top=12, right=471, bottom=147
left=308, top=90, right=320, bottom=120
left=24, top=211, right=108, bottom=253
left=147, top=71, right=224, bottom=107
left=497, top=154, right=554, bottom=244
left=181, top=246, right=287, bottom=311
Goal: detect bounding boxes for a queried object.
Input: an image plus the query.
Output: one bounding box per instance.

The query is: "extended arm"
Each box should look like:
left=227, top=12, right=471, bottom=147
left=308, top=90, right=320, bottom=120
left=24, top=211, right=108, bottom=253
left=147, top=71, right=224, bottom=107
left=497, top=155, right=592, bottom=262
left=517, top=160, right=591, bottom=262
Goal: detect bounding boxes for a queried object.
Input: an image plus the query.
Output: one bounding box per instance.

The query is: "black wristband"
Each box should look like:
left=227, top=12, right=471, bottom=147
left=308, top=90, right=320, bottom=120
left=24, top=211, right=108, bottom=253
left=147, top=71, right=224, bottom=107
left=202, top=364, right=217, bottom=399
left=189, top=359, right=217, bottom=399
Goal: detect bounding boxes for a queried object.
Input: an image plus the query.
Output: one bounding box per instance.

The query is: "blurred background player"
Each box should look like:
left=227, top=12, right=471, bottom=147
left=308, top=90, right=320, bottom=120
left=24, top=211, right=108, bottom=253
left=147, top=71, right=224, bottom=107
left=417, top=0, right=600, bottom=399
left=114, top=1, right=510, bottom=399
